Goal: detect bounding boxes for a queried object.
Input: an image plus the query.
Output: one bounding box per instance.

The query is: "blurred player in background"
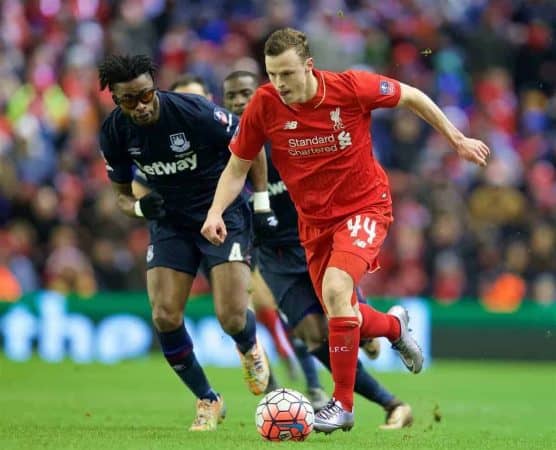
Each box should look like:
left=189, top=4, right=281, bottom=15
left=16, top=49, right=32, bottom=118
left=203, top=28, right=490, bottom=433
left=97, top=54, right=272, bottom=432
left=223, top=70, right=413, bottom=429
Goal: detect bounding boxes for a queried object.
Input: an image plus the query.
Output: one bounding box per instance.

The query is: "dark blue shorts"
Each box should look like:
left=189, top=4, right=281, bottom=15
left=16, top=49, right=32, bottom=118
left=257, top=245, right=322, bottom=328
left=147, top=205, right=251, bottom=275
left=257, top=245, right=368, bottom=327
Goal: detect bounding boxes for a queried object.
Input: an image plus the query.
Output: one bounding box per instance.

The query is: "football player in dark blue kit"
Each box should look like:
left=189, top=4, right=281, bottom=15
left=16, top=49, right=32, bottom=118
left=222, top=70, right=414, bottom=430
left=97, top=55, right=272, bottom=432
left=134, top=73, right=328, bottom=409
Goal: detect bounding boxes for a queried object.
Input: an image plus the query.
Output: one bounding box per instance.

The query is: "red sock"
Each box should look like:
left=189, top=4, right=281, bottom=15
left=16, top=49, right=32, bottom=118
left=359, top=303, right=401, bottom=342
left=328, top=317, right=360, bottom=412
left=256, top=307, right=293, bottom=359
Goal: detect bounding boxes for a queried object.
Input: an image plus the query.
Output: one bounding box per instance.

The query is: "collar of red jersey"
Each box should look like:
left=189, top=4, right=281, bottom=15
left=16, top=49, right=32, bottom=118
left=288, top=69, right=326, bottom=111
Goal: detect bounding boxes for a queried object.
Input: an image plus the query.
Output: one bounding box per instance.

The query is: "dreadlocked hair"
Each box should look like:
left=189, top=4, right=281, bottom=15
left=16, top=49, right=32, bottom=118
left=98, top=54, right=157, bottom=91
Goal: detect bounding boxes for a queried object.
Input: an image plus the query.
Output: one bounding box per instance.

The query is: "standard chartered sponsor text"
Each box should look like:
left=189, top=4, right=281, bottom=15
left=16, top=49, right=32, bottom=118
left=287, top=133, right=351, bottom=157
left=288, top=134, right=335, bottom=147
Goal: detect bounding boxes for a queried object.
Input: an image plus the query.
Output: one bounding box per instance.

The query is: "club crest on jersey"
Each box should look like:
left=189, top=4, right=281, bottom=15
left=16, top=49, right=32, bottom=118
left=330, top=107, right=344, bottom=130
left=169, top=132, right=190, bottom=153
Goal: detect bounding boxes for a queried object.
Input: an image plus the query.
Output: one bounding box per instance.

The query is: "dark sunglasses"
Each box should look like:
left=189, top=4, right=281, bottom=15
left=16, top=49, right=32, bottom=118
left=113, top=88, right=156, bottom=109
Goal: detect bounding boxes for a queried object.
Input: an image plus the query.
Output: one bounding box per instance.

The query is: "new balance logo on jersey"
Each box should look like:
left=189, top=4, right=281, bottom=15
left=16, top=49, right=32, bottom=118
left=353, top=239, right=367, bottom=248
left=169, top=132, right=190, bottom=153
left=284, top=121, right=298, bottom=130
left=136, top=155, right=197, bottom=175
left=337, top=130, right=352, bottom=149
left=330, top=107, right=344, bottom=130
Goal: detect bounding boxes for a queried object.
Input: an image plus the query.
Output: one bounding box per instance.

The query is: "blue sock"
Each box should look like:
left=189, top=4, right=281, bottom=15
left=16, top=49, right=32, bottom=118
left=157, top=324, right=217, bottom=401
left=311, top=343, right=395, bottom=407
left=231, top=309, right=257, bottom=354
left=292, top=337, right=321, bottom=389
left=354, top=360, right=395, bottom=407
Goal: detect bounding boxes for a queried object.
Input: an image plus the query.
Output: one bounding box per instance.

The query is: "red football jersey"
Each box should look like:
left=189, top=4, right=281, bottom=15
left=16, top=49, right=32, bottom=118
left=230, top=69, right=401, bottom=226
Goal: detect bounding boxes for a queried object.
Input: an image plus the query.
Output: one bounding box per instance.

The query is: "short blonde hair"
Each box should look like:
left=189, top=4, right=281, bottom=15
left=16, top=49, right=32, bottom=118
left=264, top=28, right=311, bottom=60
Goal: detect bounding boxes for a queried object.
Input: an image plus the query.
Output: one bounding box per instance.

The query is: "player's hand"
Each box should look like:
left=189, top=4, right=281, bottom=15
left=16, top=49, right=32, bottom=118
left=454, top=137, right=491, bottom=167
left=136, top=191, right=166, bottom=219
left=201, top=210, right=227, bottom=246
left=253, top=209, right=279, bottom=244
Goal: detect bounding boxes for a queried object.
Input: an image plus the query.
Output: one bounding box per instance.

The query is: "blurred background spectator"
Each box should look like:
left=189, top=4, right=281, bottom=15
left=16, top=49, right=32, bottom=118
left=0, top=0, right=553, bottom=307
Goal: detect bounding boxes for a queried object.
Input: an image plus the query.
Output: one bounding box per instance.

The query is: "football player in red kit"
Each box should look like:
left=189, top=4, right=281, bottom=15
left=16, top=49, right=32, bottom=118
left=202, top=28, right=490, bottom=434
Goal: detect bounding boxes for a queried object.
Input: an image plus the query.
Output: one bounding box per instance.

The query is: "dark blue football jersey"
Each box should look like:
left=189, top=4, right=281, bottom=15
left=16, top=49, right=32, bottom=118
left=260, top=143, right=301, bottom=247
left=99, top=91, right=242, bottom=227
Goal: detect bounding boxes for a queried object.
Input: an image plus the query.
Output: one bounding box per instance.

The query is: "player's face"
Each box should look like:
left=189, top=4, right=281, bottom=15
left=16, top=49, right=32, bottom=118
left=112, top=74, right=159, bottom=126
left=174, top=82, right=213, bottom=101
left=265, top=48, right=314, bottom=105
left=223, top=76, right=257, bottom=116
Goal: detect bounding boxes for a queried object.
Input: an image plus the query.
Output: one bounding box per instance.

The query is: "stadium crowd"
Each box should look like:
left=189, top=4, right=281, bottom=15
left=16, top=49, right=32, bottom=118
left=0, top=0, right=554, bottom=309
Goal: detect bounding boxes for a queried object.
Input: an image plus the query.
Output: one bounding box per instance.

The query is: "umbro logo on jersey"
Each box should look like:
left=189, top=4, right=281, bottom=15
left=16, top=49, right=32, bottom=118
left=283, top=121, right=298, bottom=130
left=127, top=147, right=142, bottom=156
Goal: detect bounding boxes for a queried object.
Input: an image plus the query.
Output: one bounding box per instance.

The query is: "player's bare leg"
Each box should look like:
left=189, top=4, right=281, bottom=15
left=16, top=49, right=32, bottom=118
left=211, top=261, right=270, bottom=395
left=147, top=267, right=192, bottom=332
left=147, top=267, right=224, bottom=431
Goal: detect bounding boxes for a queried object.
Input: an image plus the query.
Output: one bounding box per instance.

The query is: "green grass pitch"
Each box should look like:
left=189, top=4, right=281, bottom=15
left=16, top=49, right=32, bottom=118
left=1, top=357, right=554, bottom=449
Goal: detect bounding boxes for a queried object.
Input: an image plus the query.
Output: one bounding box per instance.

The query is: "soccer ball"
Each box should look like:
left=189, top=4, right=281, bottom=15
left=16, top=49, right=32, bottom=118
left=255, top=388, right=314, bottom=441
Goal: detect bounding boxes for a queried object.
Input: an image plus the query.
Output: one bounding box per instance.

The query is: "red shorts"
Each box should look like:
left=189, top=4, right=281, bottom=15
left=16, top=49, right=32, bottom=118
left=299, top=207, right=393, bottom=304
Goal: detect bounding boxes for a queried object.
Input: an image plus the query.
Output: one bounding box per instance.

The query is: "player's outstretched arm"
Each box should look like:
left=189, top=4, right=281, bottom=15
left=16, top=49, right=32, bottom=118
left=397, top=83, right=491, bottom=167
left=202, top=154, right=252, bottom=245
